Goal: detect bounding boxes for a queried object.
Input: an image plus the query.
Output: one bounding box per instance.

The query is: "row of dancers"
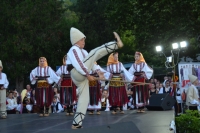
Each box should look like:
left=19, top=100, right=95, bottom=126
left=0, top=28, right=153, bottom=129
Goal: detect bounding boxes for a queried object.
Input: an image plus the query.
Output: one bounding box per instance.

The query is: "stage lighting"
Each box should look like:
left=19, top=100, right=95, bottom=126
left=172, top=43, right=179, bottom=49
left=156, top=46, right=162, bottom=52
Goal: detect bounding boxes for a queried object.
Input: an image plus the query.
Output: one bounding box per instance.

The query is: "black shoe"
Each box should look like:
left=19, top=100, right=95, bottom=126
left=72, top=124, right=82, bottom=129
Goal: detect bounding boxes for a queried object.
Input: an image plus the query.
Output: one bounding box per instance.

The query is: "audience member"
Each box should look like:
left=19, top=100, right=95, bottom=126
left=159, top=80, right=172, bottom=94
left=51, top=96, right=63, bottom=113
left=7, top=92, right=20, bottom=113
left=149, top=83, right=157, bottom=97
left=101, top=90, right=110, bottom=111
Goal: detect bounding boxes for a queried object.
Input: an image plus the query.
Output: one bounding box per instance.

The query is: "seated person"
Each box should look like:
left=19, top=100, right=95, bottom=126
left=13, top=91, right=21, bottom=103
left=101, top=90, right=110, bottom=111
left=158, top=80, right=172, bottom=94
left=23, top=94, right=34, bottom=113
left=51, top=96, right=63, bottom=113
left=7, top=92, right=21, bottom=114
left=127, top=84, right=134, bottom=110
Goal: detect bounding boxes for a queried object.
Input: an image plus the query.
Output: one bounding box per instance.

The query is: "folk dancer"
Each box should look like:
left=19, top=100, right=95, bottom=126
left=128, top=52, right=153, bottom=113
left=107, top=52, right=133, bottom=114
left=66, top=27, right=123, bottom=129
left=0, top=60, right=9, bottom=119
left=56, top=55, right=76, bottom=116
left=30, top=57, right=61, bottom=116
left=88, top=64, right=112, bottom=115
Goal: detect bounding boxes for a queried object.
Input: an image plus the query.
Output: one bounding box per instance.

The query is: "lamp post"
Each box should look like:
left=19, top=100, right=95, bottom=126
left=155, top=41, right=187, bottom=115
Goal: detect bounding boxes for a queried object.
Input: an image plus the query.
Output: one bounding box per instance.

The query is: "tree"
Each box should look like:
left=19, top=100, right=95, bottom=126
left=104, top=0, right=200, bottom=65
left=0, top=0, right=78, bottom=91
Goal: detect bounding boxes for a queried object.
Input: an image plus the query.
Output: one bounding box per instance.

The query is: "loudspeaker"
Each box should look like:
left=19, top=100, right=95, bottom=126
left=69, top=121, right=141, bottom=133
left=146, top=93, right=175, bottom=110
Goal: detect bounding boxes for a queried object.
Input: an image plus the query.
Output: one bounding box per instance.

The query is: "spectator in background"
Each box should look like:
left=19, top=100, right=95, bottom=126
left=154, top=79, right=157, bottom=83
left=53, top=86, right=60, bottom=102
left=13, top=91, right=19, bottom=104
left=23, top=93, right=32, bottom=113
left=186, top=75, right=199, bottom=110
left=51, top=96, right=63, bottom=113
left=149, top=83, right=157, bottom=97
left=127, top=84, right=134, bottom=110
left=159, top=83, right=163, bottom=89
left=155, top=82, right=160, bottom=92
left=7, top=92, right=21, bottom=113
left=13, top=91, right=22, bottom=113
left=170, top=82, right=174, bottom=89
left=159, top=80, right=172, bottom=94
left=150, top=79, right=154, bottom=83
left=175, top=83, right=182, bottom=116
left=101, top=90, right=110, bottom=111
left=168, top=76, right=172, bottom=83
left=163, top=76, right=168, bottom=87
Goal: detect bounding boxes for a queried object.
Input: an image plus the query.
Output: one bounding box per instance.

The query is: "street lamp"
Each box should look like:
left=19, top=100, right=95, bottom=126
left=155, top=41, right=188, bottom=115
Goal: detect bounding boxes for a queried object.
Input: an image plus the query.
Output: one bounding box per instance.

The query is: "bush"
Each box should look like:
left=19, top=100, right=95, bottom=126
left=175, top=110, right=200, bottom=133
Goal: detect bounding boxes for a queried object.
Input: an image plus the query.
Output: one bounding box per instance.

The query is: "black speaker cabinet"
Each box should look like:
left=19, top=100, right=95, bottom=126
left=146, top=93, right=175, bottom=110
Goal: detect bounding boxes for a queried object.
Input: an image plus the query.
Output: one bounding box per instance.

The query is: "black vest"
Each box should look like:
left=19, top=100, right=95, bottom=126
left=51, top=102, right=61, bottom=113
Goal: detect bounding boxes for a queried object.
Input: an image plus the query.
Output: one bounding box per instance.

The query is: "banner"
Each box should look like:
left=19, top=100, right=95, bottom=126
left=178, top=62, right=200, bottom=88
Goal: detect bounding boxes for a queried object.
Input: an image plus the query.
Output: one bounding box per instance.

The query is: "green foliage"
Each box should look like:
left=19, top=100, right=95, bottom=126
left=104, top=0, right=200, bottom=65
left=175, top=110, right=200, bottom=133
left=0, top=0, right=78, bottom=88
left=1, top=0, right=200, bottom=88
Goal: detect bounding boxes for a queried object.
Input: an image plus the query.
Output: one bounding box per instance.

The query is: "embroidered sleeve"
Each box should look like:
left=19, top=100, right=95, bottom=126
left=142, top=63, right=153, bottom=79
left=72, top=49, right=89, bottom=76
left=121, top=62, right=134, bottom=82
left=128, top=64, right=136, bottom=75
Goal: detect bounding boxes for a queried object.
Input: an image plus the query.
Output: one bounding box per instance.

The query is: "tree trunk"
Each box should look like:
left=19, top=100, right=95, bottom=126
left=15, top=78, right=24, bottom=94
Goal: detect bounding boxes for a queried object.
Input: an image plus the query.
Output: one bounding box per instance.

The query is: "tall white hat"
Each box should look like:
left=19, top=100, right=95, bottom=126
left=70, top=27, right=86, bottom=45
left=0, top=60, right=3, bottom=69
left=188, top=74, right=197, bottom=83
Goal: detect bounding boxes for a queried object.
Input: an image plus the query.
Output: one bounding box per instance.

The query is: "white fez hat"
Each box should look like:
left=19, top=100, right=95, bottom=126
left=70, top=27, right=86, bottom=45
left=188, top=74, right=197, bottom=84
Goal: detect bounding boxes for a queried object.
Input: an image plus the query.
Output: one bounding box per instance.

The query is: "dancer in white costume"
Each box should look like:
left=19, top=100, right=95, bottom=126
left=87, top=64, right=111, bottom=115
left=0, top=60, right=9, bottom=119
left=56, top=55, right=77, bottom=116
left=30, top=57, right=61, bottom=117
left=66, top=27, right=123, bottom=129
left=128, top=52, right=153, bottom=113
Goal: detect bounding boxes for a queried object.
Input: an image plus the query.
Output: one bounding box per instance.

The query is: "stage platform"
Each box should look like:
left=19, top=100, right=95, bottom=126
left=0, top=110, right=174, bottom=133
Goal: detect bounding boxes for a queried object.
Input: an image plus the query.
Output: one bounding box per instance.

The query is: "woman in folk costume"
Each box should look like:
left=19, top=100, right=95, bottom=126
left=107, top=52, right=133, bottom=114
left=30, top=57, right=61, bottom=117
left=56, top=55, right=76, bottom=116
left=66, top=27, right=123, bottom=129
left=87, top=63, right=112, bottom=115
left=0, top=60, right=9, bottom=119
left=128, top=52, right=153, bottom=113
left=186, top=74, right=200, bottom=110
